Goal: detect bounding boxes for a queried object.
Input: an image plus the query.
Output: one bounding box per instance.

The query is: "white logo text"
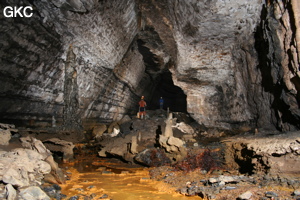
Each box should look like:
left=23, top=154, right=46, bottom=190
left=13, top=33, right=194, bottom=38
left=3, top=6, right=33, bottom=18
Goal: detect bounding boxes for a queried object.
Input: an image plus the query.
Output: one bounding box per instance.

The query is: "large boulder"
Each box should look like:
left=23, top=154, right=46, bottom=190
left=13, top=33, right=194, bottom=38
left=19, top=186, right=50, bottom=200
left=92, top=124, right=107, bottom=139
left=159, top=135, right=187, bottom=163
left=172, top=122, right=195, bottom=134
left=43, top=138, right=75, bottom=162
left=223, top=132, right=300, bottom=175
left=134, top=148, right=171, bottom=167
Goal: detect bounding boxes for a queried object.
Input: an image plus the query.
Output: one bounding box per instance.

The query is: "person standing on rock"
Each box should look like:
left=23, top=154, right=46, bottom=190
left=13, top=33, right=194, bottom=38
left=159, top=97, right=164, bottom=109
left=139, top=96, right=147, bottom=119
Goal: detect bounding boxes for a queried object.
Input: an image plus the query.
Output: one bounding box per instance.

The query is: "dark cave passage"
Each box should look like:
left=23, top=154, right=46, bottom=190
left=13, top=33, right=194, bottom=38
left=136, top=34, right=187, bottom=113
left=148, top=70, right=187, bottom=112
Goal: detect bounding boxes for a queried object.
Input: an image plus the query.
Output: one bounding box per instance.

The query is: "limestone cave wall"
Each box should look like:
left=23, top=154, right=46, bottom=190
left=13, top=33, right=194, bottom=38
left=254, top=0, right=300, bottom=131
left=1, top=0, right=300, bottom=132
left=0, top=0, right=148, bottom=129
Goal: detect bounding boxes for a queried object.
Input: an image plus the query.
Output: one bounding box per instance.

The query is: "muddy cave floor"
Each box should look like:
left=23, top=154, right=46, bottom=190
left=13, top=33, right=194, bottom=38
left=2, top=111, right=300, bottom=200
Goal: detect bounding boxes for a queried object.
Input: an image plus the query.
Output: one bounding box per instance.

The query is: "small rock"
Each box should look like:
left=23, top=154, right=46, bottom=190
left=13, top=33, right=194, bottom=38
left=102, top=171, right=113, bottom=174
left=223, top=186, right=236, bottom=190
left=43, top=186, right=55, bottom=193
left=69, top=196, right=79, bottom=200
left=259, top=197, right=268, bottom=200
left=187, top=186, right=197, bottom=196
left=218, top=181, right=225, bottom=186
left=238, top=191, right=252, bottom=200
left=265, top=191, right=278, bottom=198
left=209, top=177, right=218, bottom=183
left=87, top=185, right=95, bottom=189
left=11, top=133, right=20, bottom=138
left=100, top=194, right=108, bottom=199
left=211, top=169, right=223, bottom=175
left=219, top=175, right=236, bottom=183
left=5, top=184, right=16, bottom=200
left=53, top=184, right=61, bottom=191
left=42, top=186, right=56, bottom=198
left=178, top=187, right=188, bottom=195
left=294, top=190, right=300, bottom=196
left=140, top=177, right=150, bottom=180
left=56, top=193, right=67, bottom=200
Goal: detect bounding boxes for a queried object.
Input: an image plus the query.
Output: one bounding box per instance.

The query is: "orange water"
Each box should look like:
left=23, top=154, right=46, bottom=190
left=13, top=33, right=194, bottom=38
left=60, top=158, right=202, bottom=200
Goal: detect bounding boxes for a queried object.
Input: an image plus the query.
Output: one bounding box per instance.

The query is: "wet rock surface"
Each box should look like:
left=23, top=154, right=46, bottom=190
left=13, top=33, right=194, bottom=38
left=0, top=119, right=300, bottom=200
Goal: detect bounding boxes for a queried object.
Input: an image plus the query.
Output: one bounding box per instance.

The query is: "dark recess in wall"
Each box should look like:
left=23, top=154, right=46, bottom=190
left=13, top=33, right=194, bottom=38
left=149, top=70, right=187, bottom=112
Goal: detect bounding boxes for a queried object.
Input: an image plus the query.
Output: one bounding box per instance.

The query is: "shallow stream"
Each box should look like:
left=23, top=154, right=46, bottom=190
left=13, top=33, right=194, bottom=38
left=60, top=156, right=202, bottom=200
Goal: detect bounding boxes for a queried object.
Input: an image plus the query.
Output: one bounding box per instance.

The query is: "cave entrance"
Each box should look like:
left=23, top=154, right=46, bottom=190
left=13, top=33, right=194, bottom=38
left=148, top=69, right=187, bottom=112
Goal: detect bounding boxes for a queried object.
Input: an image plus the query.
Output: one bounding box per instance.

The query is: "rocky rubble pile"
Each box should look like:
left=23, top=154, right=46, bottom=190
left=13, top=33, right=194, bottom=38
left=150, top=165, right=300, bottom=200
left=179, top=174, right=300, bottom=199
left=96, top=110, right=190, bottom=166
left=0, top=128, right=67, bottom=200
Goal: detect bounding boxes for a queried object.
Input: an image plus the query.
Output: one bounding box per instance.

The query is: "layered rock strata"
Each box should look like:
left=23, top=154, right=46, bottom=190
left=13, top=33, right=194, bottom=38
left=0, top=0, right=300, bottom=132
left=223, top=132, right=300, bottom=175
